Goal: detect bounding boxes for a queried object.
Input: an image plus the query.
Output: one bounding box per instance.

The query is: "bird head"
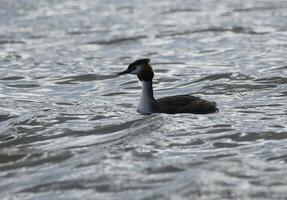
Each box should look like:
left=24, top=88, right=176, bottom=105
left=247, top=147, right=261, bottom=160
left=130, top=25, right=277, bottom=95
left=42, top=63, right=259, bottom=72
left=117, top=58, right=154, bottom=81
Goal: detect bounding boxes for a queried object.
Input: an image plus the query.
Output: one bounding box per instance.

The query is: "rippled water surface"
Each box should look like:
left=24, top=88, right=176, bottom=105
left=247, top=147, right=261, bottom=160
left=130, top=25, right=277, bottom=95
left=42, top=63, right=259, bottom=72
left=1, top=0, right=287, bottom=199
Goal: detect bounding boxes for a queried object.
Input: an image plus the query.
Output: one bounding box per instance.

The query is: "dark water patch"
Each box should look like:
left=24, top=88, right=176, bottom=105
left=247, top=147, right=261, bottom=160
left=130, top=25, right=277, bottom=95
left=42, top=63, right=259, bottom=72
left=66, top=30, right=98, bottom=35
left=0, top=153, right=26, bottom=165
left=156, top=26, right=269, bottom=38
left=199, top=49, right=218, bottom=54
left=102, top=92, right=129, bottom=96
left=117, top=103, right=133, bottom=108
left=86, top=35, right=147, bottom=45
left=37, top=117, right=162, bottom=149
left=0, top=40, right=26, bottom=45
left=193, top=73, right=233, bottom=82
left=268, top=113, right=287, bottom=117
left=33, top=76, right=48, bottom=80
left=120, top=80, right=138, bottom=86
left=60, top=117, right=152, bottom=138
left=167, top=139, right=205, bottom=147
left=237, top=110, right=266, bottom=114
left=213, top=142, right=244, bottom=148
left=0, top=114, right=65, bottom=147
left=233, top=6, right=287, bottom=13
left=0, top=53, right=22, bottom=61
left=1, top=136, right=16, bottom=142
left=6, top=84, right=40, bottom=88
left=86, top=116, right=166, bottom=148
left=273, top=91, right=287, bottom=97
left=13, top=115, right=43, bottom=126
left=267, top=154, right=287, bottom=162
left=205, top=128, right=235, bottom=134
left=21, top=178, right=157, bottom=193
left=160, top=8, right=200, bottom=15
left=0, top=76, right=25, bottom=81
left=20, top=180, right=88, bottom=193
left=27, top=34, right=47, bottom=39
left=54, top=74, right=115, bottom=84
left=204, top=153, right=237, bottom=160
left=0, top=114, right=16, bottom=122
left=224, top=171, right=255, bottom=179
left=254, top=77, right=287, bottom=85
left=14, top=99, right=45, bottom=104
left=67, top=30, right=91, bottom=35
left=156, top=78, right=179, bottom=83
left=124, top=86, right=141, bottom=90
left=0, top=133, right=44, bottom=149
left=0, top=151, right=73, bottom=171
left=55, top=116, right=82, bottom=121
left=153, top=69, right=170, bottom=73
left=55, top=102, right=79, bottom=106
left=146, top=165, right=184, bottom=174
left=89, top=115, right=114, bottom=121
left=265, top=65, right=287, bottom=72
left=269, top=124, right=285, bottom=129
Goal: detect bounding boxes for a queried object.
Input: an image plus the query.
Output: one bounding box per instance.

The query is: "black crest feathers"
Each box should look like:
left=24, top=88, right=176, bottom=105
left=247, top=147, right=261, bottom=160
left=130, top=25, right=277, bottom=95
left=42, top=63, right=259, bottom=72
left=128, top=58, right=150, bottom=70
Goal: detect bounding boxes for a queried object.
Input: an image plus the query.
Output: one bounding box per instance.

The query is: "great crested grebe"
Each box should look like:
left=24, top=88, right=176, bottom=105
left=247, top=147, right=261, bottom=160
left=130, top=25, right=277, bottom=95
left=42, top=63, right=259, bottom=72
left=117, top=58, right=218, bottom=115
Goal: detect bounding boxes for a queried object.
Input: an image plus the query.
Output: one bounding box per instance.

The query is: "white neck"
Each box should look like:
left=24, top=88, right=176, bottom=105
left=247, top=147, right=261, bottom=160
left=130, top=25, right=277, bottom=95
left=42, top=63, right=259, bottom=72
left=137, top=81, right=158, bottom=114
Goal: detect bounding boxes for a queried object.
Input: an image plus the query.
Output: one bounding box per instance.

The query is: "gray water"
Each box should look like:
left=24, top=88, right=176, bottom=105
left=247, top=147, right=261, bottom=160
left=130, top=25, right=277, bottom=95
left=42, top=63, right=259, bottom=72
left=0, top=0, right=287, bottom=199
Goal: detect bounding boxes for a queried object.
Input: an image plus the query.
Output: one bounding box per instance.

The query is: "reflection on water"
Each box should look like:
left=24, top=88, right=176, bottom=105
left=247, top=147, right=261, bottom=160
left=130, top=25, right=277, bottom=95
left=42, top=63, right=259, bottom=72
left=0, top=0, right=287, bottom=199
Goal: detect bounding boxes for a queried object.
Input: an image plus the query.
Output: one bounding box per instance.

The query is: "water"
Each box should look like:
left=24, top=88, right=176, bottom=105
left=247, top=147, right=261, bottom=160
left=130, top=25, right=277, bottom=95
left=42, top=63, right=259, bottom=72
left=0, top=0, right=287, bottom=199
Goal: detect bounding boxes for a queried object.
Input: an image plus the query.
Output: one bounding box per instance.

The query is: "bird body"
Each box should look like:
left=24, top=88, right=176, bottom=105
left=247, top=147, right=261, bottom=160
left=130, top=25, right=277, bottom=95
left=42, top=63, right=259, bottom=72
left=156, top=95, right=217, bottom=114
left=117, top=58, right=218, bottom=115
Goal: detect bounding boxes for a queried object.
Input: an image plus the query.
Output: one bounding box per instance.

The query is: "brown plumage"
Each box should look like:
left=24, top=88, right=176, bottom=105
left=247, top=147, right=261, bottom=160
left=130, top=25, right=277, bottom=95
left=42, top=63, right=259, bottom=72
left=156, top=95, right=218, bottom=114
left=137, top=63, right=154, bottom=81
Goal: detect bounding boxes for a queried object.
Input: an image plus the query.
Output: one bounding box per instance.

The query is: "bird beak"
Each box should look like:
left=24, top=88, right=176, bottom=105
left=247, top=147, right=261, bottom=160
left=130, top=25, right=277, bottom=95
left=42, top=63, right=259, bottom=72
left=116, top=68, right=132, bottom=75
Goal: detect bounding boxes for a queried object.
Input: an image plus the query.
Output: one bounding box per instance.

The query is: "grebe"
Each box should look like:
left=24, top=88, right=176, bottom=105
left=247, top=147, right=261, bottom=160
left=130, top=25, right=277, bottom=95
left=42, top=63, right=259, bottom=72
left=117, top=58, right=218, bottom=115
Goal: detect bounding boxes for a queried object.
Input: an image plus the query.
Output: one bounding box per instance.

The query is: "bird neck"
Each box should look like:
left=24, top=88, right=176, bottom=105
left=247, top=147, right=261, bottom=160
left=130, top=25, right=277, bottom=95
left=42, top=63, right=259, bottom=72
left=141, top=80, right=155, bottom=100
left=137, top=80, right=158, bottom=114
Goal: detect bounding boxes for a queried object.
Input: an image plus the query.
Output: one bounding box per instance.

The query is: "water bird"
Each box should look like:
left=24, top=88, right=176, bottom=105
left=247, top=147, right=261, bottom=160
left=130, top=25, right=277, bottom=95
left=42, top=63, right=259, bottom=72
left=117, top=58, right=218, bottom=115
